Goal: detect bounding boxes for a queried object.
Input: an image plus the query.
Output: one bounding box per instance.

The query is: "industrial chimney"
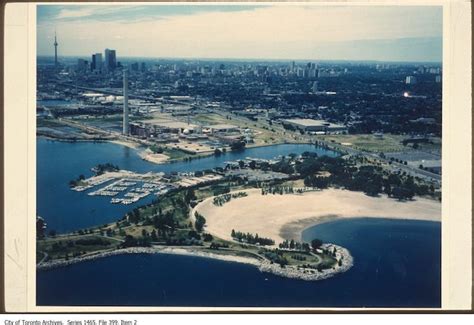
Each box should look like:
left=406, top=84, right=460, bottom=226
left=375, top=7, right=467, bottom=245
left=123, top=68, right=129, bottom=135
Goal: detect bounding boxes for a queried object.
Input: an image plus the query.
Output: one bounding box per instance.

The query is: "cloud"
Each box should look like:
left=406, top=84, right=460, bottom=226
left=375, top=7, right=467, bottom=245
left=37, top=5, right=442, bottom=61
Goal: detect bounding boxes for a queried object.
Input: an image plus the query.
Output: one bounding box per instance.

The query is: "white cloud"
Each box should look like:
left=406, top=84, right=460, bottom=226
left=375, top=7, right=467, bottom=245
left=38, top=5, right=442, bottom=60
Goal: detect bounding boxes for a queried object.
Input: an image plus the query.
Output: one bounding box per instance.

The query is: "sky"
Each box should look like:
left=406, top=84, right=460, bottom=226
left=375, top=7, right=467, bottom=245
left=37, top=4, right=443, bottom=62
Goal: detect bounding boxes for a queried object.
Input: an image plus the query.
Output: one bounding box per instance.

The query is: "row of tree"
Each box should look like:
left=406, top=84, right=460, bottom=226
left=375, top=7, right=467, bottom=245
left=212, top=192, right=248, bottom=206
left=231, top=230, right=275, bottom=246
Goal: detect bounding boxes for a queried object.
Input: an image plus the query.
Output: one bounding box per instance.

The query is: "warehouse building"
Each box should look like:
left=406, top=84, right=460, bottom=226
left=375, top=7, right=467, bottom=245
left=281, top=118, right=347, bottom=134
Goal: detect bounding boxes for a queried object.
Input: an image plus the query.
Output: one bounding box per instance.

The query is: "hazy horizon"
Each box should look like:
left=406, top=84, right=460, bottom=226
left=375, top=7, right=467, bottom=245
left=37, top=4, right=443, bottom=63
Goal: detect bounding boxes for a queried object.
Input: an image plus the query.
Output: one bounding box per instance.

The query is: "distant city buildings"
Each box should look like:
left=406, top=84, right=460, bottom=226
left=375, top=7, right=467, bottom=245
left=91, top=53, right=103, bottom=72
left=76, top=59, right=88, bottom=73
left=405, top=76, right=417, bottom=84
left=104, top=49, right=117, bottom=71
left=73, top=48, right=118, bottom=74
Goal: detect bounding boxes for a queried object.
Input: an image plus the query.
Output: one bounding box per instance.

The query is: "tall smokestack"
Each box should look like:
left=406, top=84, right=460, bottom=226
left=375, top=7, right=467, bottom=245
left=123, top=68, right=129, bottom=135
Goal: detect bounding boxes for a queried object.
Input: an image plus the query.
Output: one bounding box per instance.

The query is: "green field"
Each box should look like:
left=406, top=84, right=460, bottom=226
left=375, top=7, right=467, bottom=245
left=320, top=134, right=412, bottom=153
left=37, top=235, right=120, bottom=260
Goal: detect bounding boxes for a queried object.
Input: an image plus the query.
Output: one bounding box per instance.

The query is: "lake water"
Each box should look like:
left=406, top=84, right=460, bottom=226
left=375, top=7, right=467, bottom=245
left=37, top=138, right=338, bottom=233
left=36, top=218, right=441, bottom=307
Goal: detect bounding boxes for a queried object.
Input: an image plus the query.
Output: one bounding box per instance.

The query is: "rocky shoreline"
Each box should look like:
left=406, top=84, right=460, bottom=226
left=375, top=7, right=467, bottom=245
left=37, top=244, right=353, bottom=281
left=259, top=244, right=353, bottom=281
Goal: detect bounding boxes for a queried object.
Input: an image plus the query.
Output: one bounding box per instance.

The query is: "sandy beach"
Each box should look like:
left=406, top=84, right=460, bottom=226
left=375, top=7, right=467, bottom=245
left=194, top=188, right=441, bottom=245
left=139, top=151, right=170, bottom=164
left=110, top=139, right=142, bottom=149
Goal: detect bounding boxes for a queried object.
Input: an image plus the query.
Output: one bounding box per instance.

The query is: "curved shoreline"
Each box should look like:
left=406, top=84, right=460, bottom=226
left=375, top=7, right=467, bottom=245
left=37, top=244, right=353, bottom=282
left=281, top=215, right=442, bottom=243
left=195, top=188, right=441, bottom=245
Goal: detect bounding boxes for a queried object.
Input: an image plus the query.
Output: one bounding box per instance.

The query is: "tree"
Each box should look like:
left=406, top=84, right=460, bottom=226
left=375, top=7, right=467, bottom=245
left=230, top=141, right=246, bottom=151
left=311, top=239, right=323, bottom=250
left=121, top=235, right=138, bottom=248
left=195, top=212, right=206, bottom=232
left=151, top=229, right=158, bottom=241
left=184, top=189, right=197, bottom=203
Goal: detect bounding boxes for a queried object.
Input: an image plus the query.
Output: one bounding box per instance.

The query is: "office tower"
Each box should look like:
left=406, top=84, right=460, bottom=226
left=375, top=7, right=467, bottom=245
left=91, top=53, right=103, bottom=72
left=54, top=31, right=58, bottom=66
left=312, top=81, right=319, bottom=93
left=104, top=49, right=117, bottom=71
left=123, top=69, right=129, bottom=135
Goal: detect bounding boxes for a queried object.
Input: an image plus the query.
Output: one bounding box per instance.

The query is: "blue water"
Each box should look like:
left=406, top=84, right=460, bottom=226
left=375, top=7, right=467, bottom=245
left=36, top=218, right=441, bottom=307
left=37, top=138, right=337, bottom=233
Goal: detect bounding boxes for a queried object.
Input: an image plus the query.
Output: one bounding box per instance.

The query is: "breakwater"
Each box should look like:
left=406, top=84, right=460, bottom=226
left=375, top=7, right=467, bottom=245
left=38, top=244, right=353, bottom=281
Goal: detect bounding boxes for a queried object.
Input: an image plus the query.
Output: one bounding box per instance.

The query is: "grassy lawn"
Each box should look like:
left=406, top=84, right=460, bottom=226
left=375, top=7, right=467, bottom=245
left=317, top=253, right=338, bottom=269
left=193, top=113, right=230, bottom=125
left=319, top=134, right=409, bottom=153
left=281, top=251, right=321, bottom=266
left=37, top=235, right=120, bottom=260
left=163, top=147, right=193, bottom=160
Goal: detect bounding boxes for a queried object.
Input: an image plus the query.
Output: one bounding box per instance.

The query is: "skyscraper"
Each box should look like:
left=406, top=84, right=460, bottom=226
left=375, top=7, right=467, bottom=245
left=123, top=68, right=129, bottom=135
left=104, top=49, right=117, bottom=71
left=91, top=53, right=103, bottom=72
left=54, top=31, right=58, bottom=66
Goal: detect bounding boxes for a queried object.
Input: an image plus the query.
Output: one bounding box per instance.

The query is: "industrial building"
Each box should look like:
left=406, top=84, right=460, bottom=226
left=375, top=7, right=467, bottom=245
left=205, top=124, right=240, bottom=134
left=281, top=118, right=347, bottom=134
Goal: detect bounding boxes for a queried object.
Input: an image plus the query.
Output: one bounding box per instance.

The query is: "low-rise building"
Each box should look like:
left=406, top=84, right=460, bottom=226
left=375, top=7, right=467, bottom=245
left=281, top=118, right=347, bottom=134
left=206, top=124, right=240, bottom=134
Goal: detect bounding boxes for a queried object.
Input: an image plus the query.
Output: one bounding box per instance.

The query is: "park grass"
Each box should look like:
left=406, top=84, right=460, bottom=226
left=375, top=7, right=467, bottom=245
left=37, top=235, right=120, bottom=260
left=163, top=147, right=193, bottom=160
left=319, top=134, right=409, bottom=153
left=193, top=113, right=231, bottom=125
left=282, top=251, right=321, bottom=266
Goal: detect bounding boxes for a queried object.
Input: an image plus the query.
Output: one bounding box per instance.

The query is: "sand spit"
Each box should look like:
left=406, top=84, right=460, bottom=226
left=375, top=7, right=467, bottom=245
left=37, top=245, right=353, bottom=281
left=194, top=188, right=441, bottom=245
left=110, top=139, right=142, bottom=149
left=139, top=150, right=170, bottom=164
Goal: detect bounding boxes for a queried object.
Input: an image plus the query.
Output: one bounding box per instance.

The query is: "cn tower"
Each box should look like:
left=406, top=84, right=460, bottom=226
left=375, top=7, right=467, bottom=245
left=54, top=31, right=58, bottom=66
